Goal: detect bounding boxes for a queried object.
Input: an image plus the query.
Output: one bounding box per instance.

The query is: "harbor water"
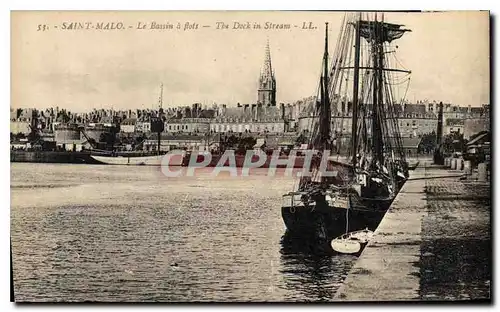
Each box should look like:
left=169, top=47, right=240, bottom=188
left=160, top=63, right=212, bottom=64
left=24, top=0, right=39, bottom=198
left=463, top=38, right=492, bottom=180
left=11, top=163, right=357, bottom=302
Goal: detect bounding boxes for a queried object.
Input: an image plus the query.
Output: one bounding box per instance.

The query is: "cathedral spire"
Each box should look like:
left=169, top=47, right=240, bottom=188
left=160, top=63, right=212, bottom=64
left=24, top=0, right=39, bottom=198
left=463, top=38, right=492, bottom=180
left=263, top=39, right=273, bottom=79
left=258, top=40, right=276, bottom=106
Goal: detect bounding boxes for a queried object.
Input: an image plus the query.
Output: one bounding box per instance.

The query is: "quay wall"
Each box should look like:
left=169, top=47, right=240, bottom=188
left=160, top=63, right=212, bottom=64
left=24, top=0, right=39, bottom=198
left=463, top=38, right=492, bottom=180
left=335, top=163, right=428, bottom=301
left=10, top=151, right=98, bottom=164
left=335, top=162, right=491, bottom=301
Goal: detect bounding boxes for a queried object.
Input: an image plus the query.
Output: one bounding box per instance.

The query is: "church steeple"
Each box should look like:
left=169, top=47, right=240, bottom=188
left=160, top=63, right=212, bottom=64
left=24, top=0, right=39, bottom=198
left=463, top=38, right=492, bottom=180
left=258, top=40, right=276, bottom=106
left=263, top=40, right=273, bottom=80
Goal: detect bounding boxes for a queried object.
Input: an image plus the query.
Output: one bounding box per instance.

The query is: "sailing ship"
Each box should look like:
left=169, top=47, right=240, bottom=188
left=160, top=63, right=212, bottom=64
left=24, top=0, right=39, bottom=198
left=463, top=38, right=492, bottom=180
left=281, top=13, right=411, bottom=248
left=90, top=84, right=180, bottom=166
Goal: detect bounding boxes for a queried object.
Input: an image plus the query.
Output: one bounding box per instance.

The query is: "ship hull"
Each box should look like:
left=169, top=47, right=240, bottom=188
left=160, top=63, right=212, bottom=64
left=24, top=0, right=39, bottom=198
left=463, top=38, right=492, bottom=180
left=281, top=194, right=393, bottom=241
left=183, top=153, right=350, bottom=168
left=90, top=154, right=183, bottom=166
left=183, top=153, right=306, bottom=168
left=10, top=151, right=100, bottom=164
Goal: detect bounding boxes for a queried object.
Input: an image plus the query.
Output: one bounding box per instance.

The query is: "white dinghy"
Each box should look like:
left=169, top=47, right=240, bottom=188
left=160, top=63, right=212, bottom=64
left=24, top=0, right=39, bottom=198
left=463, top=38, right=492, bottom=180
left=331, top=229, right=374, bottom=254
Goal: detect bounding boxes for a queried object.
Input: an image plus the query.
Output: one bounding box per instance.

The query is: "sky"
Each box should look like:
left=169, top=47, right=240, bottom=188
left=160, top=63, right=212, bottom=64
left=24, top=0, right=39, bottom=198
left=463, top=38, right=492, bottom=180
left=11, top=11, right=490, bottom=112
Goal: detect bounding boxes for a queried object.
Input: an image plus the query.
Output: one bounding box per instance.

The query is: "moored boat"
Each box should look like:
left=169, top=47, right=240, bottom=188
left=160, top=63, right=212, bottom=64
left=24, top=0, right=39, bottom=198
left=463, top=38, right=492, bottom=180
left=182, top=151, right=342, bottom=168
left=91, top=153, right=180, bottom=166
left=281, top=13, right=411, bottom=246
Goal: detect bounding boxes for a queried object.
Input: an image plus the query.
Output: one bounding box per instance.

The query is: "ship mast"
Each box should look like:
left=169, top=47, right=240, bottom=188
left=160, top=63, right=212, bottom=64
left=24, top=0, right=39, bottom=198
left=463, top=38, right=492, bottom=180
left=157, top=83, right=163, bottom=155
left=318, top=22, right=331, bottom=152
left=372, top=13, right=385, bottom=165
left=340, top=14, right=411, bottom=167
left=351, top=17, right=362, bottom=167
left=158, top=83, right=164, bottom=111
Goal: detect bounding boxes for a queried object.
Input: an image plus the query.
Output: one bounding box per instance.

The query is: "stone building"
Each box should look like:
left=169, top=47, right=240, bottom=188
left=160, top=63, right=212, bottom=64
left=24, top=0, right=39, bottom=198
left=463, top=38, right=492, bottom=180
left=166, top=118, right=211, bottom=133
left=135, top=120, right=151, bottom=133
left=210, top=103, right=286, bottom=133
left=120, top=118, right=137, bottom=133
left=298, top=101, right=439, bottom=138
left=444, top=118, right=465, bottom=135
left=463, top=105, right=490, bottom=139
left=464, top=117, right=490, bottom=140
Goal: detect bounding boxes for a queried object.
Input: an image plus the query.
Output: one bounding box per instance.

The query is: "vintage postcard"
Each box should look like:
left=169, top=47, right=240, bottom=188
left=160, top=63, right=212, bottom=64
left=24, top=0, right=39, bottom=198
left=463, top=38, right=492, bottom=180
left=10, top=10, right=490, bottom=302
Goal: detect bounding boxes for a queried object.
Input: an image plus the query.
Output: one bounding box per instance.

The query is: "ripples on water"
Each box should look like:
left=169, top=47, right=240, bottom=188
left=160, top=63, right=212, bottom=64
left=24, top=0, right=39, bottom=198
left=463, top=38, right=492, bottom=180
left=11, top=163, right=356, bottom=302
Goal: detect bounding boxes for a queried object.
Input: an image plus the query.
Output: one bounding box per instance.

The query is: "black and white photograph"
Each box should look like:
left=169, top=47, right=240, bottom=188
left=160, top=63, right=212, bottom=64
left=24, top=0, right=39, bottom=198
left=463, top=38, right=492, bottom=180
left=9, top=10, right=491, bottom=303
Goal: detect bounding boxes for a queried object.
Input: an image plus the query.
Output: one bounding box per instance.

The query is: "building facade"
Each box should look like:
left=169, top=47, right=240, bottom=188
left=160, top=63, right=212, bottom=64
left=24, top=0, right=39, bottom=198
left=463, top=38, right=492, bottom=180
left=166, top=118, right=211, bottom=133
left=464, top=117, right=490, bottom=140
left=135, top=121, right=151, bottom=133
left=444, top=118, right=465, bottom=135
left=120, top=118, right=137, bottom=133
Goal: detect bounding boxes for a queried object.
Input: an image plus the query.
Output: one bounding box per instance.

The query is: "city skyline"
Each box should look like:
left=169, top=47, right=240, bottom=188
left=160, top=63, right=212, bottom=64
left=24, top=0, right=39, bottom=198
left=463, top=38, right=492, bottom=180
left=11, top=11, right=490, bottom=112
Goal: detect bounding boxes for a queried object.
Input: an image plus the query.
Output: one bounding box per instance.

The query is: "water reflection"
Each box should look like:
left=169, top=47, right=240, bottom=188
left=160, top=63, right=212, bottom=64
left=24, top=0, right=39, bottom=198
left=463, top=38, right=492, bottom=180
left=11, top=164, right=359, bottom=302
left=279, top=233, right=357, bottom=301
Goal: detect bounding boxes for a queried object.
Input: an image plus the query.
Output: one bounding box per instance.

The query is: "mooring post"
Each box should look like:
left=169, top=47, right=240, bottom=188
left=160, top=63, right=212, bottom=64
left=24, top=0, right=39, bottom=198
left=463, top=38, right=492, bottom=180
left=478, top=163, right=487, bottom=182
left=456, top=158, right=463, bottom=171
left=445, top=157, right=451, bottom=167
left=463, top=160, right=472, bottom=175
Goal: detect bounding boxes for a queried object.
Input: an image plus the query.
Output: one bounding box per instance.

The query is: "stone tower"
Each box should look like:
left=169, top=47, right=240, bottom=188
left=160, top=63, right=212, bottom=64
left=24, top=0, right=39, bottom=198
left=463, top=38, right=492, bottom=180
left=258, top=40, right=276, bottom=106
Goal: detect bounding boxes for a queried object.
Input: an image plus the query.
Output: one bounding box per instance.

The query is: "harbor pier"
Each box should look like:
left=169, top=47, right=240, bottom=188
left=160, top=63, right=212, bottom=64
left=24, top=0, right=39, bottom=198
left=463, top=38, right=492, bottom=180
left=335, top=161, right=490, bottom=301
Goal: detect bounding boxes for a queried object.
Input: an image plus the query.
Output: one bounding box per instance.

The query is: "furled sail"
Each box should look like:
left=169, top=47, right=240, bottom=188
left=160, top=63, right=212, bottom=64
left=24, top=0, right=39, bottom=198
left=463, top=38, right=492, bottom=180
left=358, top=21, right=411, bottom=43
